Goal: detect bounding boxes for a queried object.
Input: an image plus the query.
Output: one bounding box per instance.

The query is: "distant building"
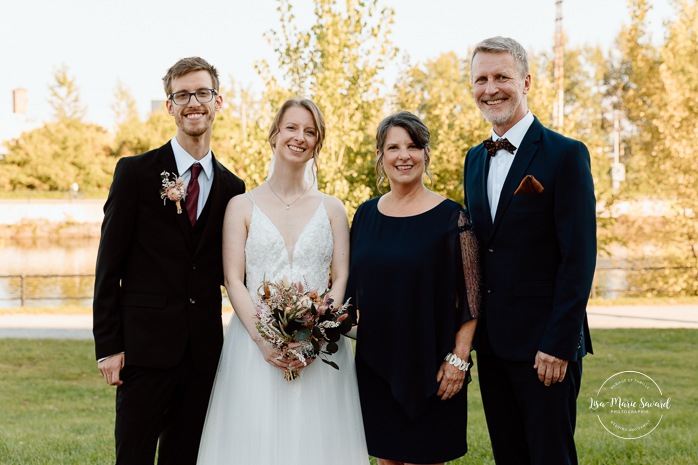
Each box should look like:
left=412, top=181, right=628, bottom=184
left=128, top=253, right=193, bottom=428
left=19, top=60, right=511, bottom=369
left=12, top=88, right=28, bottom=114
left=1, top=88, right=42, bottom=159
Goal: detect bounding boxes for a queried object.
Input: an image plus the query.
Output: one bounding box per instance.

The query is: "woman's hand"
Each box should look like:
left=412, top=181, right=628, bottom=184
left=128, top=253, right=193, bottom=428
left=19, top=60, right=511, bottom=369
left=286, top=341, right=314, bottom=370
left=257, top=341, right=290, bottom=371
left=436, top=360, right=466, bottom=400
left=438, top=319, right=476, bottom=399
left=256, top=341, right=312, bottom=372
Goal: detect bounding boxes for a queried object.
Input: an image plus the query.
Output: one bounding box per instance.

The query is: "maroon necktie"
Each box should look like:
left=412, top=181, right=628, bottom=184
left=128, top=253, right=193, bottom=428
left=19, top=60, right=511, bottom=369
left=483, top=138, right=517, bottom=157
left=185, top=164, right=202, bottom=226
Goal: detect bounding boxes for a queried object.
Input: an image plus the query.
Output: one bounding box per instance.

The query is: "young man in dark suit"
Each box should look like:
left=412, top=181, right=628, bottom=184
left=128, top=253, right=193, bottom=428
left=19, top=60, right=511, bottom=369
left=463, top=37, right=596, bottom=465
left=93, top=57, right=245, bottom=465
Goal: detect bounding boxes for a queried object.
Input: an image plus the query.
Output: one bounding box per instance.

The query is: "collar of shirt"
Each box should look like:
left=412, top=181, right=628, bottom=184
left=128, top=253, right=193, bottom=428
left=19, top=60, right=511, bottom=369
left=170, top=137, right=214, bottom=180
left=490, top=111, right=535, bottom=155
left=486, top=111, right=535, bottom=221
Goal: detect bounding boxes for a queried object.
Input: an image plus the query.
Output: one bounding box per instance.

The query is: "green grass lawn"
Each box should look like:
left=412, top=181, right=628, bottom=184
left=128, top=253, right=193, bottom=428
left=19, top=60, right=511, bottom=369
left=1, top=330, right=696, bottom=464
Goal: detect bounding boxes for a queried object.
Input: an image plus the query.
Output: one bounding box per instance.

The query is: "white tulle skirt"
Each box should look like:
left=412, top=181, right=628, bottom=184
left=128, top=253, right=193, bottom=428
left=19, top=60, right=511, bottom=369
left=197, top=314, right=369, bottom=465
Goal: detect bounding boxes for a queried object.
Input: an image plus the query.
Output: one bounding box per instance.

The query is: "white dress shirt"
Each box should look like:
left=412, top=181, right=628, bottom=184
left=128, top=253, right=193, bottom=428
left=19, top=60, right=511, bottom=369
left=487, top=111, right=535, bottom=221
left=171, top=137, right=214, bottom=221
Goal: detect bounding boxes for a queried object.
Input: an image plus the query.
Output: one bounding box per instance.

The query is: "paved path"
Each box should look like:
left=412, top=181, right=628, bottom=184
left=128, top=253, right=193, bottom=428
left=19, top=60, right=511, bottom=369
left=587, top=305, right=698, bottom=329
left=0, top=306, right=696, bottom=339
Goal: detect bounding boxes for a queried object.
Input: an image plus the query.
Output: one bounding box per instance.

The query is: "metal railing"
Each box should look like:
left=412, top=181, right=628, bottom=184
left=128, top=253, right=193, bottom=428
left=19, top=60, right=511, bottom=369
left=0, top=273, right=94, bottom=306
left=0, top=274, right=232, bottom=307
left=0, top=266, right=694, bottom=307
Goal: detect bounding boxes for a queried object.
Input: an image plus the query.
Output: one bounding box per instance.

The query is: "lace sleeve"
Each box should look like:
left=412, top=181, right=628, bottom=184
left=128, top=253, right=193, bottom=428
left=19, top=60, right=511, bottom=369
left=458, top=210, right=482, bottom=319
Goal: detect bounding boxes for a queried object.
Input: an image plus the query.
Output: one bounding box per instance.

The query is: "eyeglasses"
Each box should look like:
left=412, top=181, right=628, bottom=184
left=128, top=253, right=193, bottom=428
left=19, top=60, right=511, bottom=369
left=169, top=88, right=217, bottom=106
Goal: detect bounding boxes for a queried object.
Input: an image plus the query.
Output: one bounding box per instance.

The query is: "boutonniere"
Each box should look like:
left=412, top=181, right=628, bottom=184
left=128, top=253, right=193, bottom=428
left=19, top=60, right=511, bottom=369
left=160, top=171, right=186, bottom=214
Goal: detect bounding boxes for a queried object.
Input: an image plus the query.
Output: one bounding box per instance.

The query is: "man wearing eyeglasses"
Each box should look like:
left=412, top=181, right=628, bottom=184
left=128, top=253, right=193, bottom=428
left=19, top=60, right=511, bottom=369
left=93, top=57, right=245, bottom=465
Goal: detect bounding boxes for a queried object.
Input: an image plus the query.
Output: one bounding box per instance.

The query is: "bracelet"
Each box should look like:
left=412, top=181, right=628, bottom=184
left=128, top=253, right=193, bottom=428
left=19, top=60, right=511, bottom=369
left=444, top=352, right=470, bottom=372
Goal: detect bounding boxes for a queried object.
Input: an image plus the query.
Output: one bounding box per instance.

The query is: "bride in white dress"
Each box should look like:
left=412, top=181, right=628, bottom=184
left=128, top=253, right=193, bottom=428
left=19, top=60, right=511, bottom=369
left=197, top=98, right=369, bottom=465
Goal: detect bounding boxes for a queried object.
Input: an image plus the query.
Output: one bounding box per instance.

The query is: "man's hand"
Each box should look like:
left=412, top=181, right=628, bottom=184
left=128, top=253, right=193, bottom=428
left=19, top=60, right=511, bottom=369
left=98, top=353, right=125, bottom=386
left=533, top=351, right=568, bottom=386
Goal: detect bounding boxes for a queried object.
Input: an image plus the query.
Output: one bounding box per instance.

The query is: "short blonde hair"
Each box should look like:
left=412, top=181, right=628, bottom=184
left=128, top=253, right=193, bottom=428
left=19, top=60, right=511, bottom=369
left=162, top=57, right=220, bottom=96
left=470, top=36, right=529, bottom=80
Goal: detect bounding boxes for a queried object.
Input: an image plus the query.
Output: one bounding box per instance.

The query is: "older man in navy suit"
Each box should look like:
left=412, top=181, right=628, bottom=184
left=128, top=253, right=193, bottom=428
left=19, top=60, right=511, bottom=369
left=93, top=57, right=245, bottom=465
left=463, top=37, right=596, bottom=465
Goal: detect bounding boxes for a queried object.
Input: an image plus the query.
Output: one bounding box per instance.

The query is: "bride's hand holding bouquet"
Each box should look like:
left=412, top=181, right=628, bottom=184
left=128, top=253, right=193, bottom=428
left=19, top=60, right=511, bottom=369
left=255, top=278, right=354, bottom=381
left=255, top=337, right=309, bottom=373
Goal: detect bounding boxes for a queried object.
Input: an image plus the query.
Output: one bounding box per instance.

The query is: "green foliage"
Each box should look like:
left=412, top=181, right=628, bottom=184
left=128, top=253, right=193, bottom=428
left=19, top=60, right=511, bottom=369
left=258, top=0, right=397, bottom=215
left=1, top=331, right=696, bottom=464
left=48, top=64, right=86, bottom=121
left=110, top=83, right=177, bottom=157
left=609, top=0, right=698, bottom=294
left=0, top=66, right=114, bottom=192
left=529, top=43, right=621, bottom=252
left=110, top=82, right=151, bottom=157
left=211, top=83, right=272, bottom=189
left=0, top=0, right=695, bottom=295
left=0, top=119, right=113, bottom=191
left=393, top=52, right=489, bottom=201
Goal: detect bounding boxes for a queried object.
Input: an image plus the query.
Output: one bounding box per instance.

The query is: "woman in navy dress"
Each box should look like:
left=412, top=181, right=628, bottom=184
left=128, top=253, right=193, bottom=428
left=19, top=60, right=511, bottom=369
left=346, top=111, right=481, bottom=465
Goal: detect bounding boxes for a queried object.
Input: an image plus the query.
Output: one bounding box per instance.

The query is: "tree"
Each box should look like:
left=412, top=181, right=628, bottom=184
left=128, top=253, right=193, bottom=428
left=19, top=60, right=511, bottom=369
left=532, top=42, right=620, bottom=252
left=111, top=82, right=150, bottom=158
left=256, top=0, right=397, bottom=214
left=0, top=119, right=113, bottom=191
left=614, top=0, right=664, bottom=196
left=0, top=66, right=113, bottom=192
left=392, top=52, right=489, bottom=201
left=607, top=0, right=697, bottom=295
left=48, top=64, right=86, bottom=121
left=389, top=45, right=611, bottom=207
left=212, top=81, right=272, bottom=189
left=642, top=0, right=697, bottom=294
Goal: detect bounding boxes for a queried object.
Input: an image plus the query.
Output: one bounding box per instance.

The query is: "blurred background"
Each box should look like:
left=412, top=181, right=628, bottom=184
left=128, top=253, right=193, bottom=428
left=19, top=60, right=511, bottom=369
left=1, top=0, right=696, bottom=307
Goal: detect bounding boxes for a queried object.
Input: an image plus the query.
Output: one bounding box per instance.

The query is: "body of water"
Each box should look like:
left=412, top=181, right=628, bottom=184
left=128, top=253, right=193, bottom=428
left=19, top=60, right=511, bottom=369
left=0, top=235, right=681, bottom=308
left=0, top=237, right=99, bottom=308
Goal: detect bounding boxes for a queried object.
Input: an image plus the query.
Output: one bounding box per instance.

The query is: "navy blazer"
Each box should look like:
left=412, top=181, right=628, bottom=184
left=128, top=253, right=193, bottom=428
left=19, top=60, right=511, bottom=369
left=464, top=117, right=596, bottom=362
left=93, top=142, right=245, bottom=373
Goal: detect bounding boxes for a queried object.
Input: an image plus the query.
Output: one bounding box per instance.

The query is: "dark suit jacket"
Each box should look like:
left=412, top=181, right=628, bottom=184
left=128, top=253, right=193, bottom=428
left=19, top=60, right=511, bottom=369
left=464, top=117, right=596, bottom=362
left=93, top=142, right=245, bottom=373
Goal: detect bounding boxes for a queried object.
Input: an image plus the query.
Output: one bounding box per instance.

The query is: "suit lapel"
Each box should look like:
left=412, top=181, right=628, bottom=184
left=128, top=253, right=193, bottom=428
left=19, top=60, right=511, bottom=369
left=466, top=145, right=494, bottom=240
left=490, top=118, right=543, bottom=237
left=156, top=143, right=195, bottom=250
left=478, top=147, right=494, bottom=226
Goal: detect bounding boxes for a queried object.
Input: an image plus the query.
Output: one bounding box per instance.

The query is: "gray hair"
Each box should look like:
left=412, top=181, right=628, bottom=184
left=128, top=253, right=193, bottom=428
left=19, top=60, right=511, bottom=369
left=470, top=36, right=529, bottom=79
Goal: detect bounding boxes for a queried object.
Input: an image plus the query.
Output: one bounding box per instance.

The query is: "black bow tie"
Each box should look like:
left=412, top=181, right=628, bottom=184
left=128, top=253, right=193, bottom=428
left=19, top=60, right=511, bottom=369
left=483, top=138, right=517, bottom=157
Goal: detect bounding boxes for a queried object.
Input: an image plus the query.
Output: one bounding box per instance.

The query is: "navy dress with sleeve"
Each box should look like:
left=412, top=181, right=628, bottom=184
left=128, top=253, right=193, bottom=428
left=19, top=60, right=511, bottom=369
left=346, top=197, right=478, bottom=463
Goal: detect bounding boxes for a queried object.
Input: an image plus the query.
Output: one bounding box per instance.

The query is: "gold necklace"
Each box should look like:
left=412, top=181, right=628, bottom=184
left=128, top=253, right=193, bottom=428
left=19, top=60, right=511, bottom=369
left=268, top=181, right=311, bottom=210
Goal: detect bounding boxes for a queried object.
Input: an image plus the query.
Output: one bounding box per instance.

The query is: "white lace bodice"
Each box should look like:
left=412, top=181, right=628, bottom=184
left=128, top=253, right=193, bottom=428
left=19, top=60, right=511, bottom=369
left=199, top=195, right=369, bottom=465
left=244, top=196, right=334, bottom=302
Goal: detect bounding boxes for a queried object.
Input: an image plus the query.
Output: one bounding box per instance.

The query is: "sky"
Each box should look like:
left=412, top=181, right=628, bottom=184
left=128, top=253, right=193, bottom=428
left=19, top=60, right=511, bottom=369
left=1, top=0, right=676, bottom=134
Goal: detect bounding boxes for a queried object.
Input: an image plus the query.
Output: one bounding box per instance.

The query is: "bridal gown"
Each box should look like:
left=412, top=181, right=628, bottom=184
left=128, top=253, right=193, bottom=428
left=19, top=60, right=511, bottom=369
left=197, top=194, right=369, bottom=465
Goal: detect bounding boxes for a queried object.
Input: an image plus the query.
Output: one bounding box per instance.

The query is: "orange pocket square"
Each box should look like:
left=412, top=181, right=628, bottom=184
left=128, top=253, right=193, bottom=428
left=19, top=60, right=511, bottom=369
left=514, top=175, right=544, bottom=195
